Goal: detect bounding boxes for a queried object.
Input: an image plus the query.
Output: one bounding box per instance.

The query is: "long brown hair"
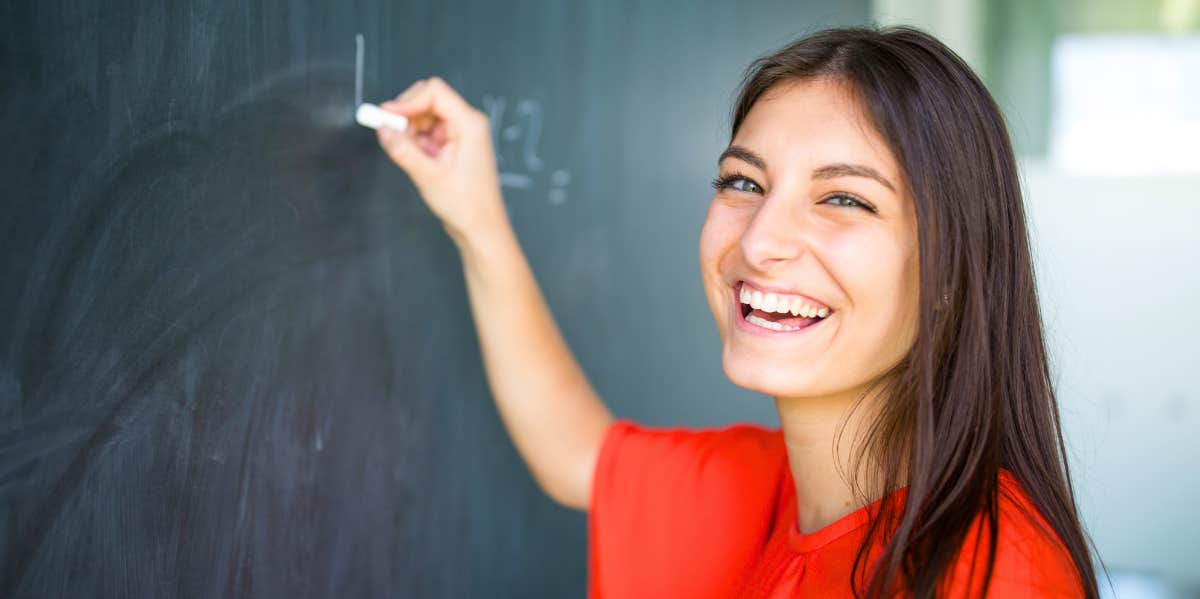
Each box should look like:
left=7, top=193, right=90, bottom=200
left=728, top=25, right=1103, bottom=597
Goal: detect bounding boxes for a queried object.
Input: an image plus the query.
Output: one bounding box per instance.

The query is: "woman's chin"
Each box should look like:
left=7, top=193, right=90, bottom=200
left=721, top=350, right=828, bottom=399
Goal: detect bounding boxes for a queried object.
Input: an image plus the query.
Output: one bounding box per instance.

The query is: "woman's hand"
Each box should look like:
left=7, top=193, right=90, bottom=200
left=375, top=77, right=509, bottom=247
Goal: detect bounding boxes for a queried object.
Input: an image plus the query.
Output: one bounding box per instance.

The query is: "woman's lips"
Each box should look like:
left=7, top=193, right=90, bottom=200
left=732, top=283, right=831, bottom=337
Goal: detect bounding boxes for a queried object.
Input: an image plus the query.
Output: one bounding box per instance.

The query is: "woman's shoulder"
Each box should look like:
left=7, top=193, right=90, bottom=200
left=596, top=419, right=788, bottom=501
left=602, top=419, right=786, bottom=469
left=595, top=419, right=790, bottom=522
left=994, top=469, right=1077, bottom=569
left=588, top=421, right=789, bottom=598
left=945, top=468, right=1086, bottom=597
left=604, top=418, right=783, bottom=442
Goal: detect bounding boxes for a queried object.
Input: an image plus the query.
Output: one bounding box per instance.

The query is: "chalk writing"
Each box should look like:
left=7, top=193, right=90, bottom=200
left=482, top=94, right=571, bottom=205
left=355, top=34, right=364, bottom=107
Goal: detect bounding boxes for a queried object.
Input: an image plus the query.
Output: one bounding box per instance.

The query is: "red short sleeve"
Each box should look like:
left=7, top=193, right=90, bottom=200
left=586, top=419, right=786, bottom=599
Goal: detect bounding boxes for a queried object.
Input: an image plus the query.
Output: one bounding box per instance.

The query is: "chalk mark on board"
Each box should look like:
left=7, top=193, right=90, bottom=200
left=483, top=93, right=570, bottom=205
left=355, top=33, right=364, bottom=107
left=499, top=173, right=532, bottom=189
left=515, top=100, right=544, bottom=172
left=549, top=169, right=570, bottom=205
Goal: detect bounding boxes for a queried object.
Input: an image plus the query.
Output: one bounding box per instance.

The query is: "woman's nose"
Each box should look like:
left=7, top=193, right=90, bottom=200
left=739, top=193, right=807, bottom=271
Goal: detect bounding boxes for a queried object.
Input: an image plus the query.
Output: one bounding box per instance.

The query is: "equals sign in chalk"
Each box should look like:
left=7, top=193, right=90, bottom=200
left=356, top=103, right=409, bottom=132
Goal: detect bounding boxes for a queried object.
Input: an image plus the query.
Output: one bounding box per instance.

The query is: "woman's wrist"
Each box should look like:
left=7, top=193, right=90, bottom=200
left=448, top=209, right=518, bottom=268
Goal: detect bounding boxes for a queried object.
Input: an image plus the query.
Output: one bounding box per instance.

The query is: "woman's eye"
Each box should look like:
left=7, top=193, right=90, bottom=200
left=711, top=174, right=763, bottom=194
left=822, top=193, right=876, bottom=213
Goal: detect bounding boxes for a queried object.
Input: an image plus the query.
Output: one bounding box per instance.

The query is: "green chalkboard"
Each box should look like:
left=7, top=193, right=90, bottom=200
left=0, top=1, right=867, bottom=596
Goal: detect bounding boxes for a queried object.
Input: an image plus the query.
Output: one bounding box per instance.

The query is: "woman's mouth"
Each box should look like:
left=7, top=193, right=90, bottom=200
left=733, top=281, right=832, bottom=335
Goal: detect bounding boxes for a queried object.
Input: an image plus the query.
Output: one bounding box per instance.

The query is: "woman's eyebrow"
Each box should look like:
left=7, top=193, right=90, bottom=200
left=718, top=145, right=767, bottom=170
left=812, top=163, right=896, bottom=193
left=719, top=144, right=897, bottom=193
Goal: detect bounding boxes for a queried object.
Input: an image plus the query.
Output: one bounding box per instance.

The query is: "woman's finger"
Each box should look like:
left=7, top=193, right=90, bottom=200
left=391, top=78, right=427, bottom=104
left=390, top=76, right=478, bottom=123
left=428, top=120, right=449, bottom=147
left=377, top=125, right=435, bottom=182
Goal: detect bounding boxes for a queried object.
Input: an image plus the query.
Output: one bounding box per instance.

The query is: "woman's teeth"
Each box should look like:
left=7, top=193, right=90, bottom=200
left=745, top=314, right=808, bottom=331
left=739, top=287, right=830, bottom=319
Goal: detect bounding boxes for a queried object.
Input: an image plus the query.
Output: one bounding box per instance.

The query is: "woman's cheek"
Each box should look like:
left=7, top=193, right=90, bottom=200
left=822, top=227, right=883, bottom=290
left=834, top=227, right=919, bottom=374
left=698, top=205, right=739, bottom=333
left=700, top=205, right=748, bottom=263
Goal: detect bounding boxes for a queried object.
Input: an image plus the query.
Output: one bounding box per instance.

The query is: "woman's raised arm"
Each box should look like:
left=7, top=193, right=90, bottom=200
left=374, top=77, right=613, bottom=511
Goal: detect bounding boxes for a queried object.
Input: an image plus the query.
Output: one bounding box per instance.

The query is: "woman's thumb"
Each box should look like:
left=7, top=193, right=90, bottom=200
left=378, top=126, right=435, bottom=183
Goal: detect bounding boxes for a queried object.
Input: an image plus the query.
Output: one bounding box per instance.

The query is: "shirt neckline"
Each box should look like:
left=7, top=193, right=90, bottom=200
left=781, top=463, right=910, bottom=554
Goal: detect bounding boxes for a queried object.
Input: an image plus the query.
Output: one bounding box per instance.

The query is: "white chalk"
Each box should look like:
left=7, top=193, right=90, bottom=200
left=356, top=103, right=408, bottom=131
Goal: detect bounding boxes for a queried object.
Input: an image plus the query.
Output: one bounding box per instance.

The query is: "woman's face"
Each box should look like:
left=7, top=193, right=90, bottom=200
left=699, top=77, right=920, bottom=402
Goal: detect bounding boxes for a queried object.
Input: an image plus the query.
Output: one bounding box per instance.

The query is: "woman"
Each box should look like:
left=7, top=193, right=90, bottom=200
left=373, top=25, right=1101, bottom=598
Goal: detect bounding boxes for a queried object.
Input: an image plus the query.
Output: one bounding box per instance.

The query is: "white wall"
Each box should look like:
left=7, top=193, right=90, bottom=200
left=1022, top=160, right=1200, bottom=585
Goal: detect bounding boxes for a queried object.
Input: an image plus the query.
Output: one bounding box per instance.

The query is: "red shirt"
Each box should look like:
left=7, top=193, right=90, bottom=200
left=587, top=420, right=1085, bottom=598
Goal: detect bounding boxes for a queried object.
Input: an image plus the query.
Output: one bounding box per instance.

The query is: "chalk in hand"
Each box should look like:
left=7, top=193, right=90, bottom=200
left=356, top=103, right=409, bottom=131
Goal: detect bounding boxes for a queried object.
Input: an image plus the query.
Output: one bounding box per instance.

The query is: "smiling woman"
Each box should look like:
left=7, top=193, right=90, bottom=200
left=702, top=76, right=919, bottom=408
left=372, top=25, right=1101, bottom=599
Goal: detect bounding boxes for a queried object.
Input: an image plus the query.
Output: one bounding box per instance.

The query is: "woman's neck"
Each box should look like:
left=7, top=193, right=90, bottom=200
left=775, top=387, right=892, bottom=535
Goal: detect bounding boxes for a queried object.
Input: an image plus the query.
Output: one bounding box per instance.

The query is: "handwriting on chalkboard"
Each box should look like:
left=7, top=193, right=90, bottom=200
left=481, top=94, right=572, bottom=206
left=354, top=34, right=570, bottom=206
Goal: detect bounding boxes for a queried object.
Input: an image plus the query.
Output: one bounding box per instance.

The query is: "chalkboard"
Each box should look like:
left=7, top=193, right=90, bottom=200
left=0, top=1, right=867, bottom=597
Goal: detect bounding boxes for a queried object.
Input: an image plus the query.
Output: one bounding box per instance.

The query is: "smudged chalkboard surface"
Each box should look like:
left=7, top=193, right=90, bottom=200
left=0, top=1, right=866, bottom=597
